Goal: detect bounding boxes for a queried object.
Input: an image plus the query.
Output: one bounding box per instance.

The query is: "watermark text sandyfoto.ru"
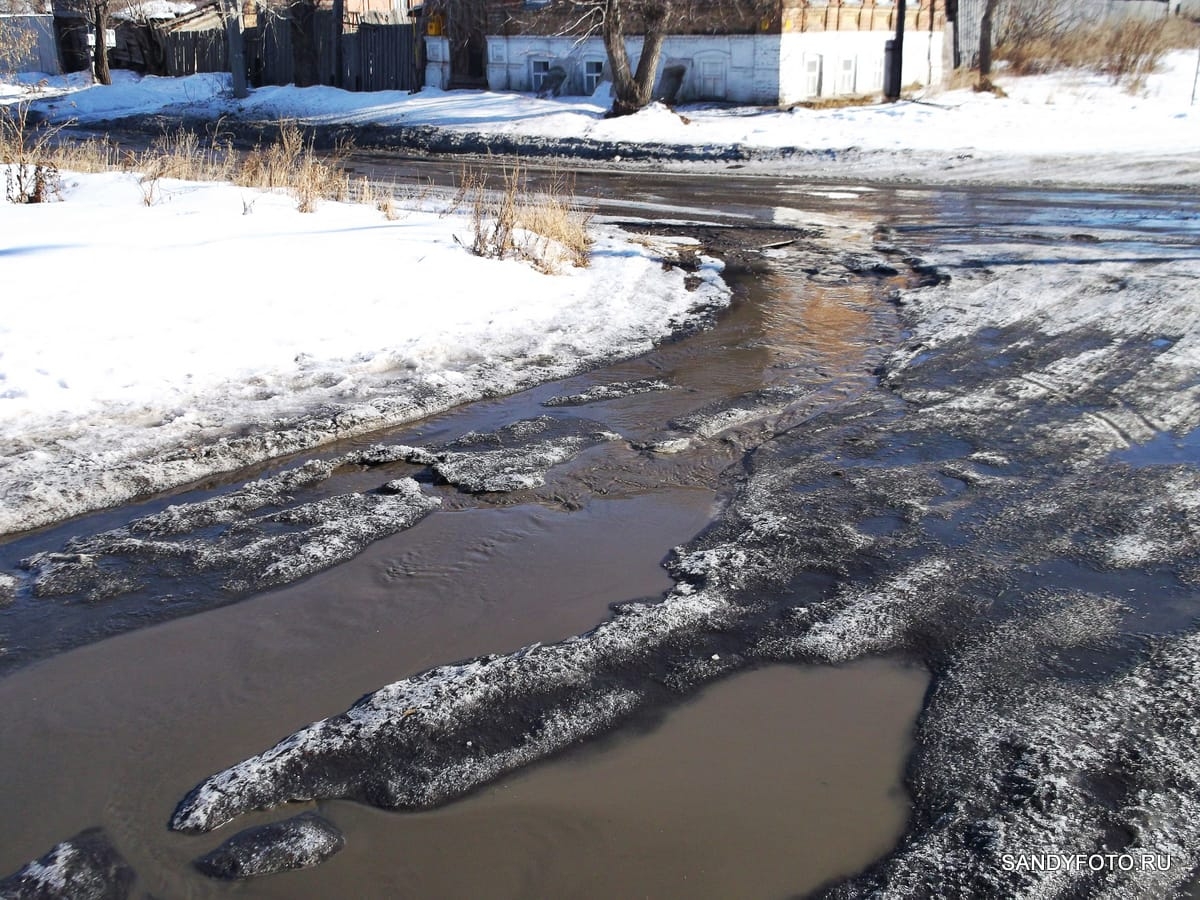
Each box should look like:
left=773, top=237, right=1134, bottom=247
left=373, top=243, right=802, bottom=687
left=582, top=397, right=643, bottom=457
left=1001, top=852, right=1173, bottom=873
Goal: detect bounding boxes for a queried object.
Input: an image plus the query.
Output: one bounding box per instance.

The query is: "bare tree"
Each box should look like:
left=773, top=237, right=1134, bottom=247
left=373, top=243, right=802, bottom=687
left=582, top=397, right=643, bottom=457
left=598, top=1, right=671, bottom=117
left=89, top=0, right=110, bottom=82
left=588, top=0, right=776, bottom=116
left=52, top=0, right=112, bottom=82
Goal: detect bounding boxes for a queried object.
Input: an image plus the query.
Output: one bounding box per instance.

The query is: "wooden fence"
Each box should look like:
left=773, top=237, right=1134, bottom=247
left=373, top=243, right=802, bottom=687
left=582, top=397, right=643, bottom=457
left=164, top=29, right=227, bottom=76
left=161, top=10, right=420, bottom=92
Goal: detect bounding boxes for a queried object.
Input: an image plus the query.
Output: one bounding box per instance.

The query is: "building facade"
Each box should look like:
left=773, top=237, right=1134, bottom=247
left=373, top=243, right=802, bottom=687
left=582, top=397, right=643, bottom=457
left=425, top=0, right=947, bottom=104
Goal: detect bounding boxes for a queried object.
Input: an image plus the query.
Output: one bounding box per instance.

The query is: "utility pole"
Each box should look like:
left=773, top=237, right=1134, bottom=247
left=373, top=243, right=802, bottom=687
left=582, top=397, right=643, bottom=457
left=887, top=0, right=906, bottom=100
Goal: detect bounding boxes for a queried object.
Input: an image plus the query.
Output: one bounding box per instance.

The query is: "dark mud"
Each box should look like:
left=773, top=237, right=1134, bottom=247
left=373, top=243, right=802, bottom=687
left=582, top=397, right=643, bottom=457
left=70, top=112, right=847, bottom=168
left=0, top=829, right=134, bottom=900
left=193, top=813, right=344, bottom=880
left=168, top=198, right=1200, bottom=897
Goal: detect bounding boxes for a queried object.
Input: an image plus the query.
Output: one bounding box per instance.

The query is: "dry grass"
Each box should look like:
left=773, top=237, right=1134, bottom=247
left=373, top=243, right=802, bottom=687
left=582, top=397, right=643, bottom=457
left=461, top=161, right=593, bottom=273
left=1161, top=17, right=1200, bottom=50
left=996, top=18, right=1190, bottom=90
left=4, top=118, right=590, bottom=272
left=788, top=94, right=878, bottom=111
left=1, top=103, right=62, bottom=203
left=1, top=114, right=378, bottom=214
left=234, top=122, right=353, bottom=212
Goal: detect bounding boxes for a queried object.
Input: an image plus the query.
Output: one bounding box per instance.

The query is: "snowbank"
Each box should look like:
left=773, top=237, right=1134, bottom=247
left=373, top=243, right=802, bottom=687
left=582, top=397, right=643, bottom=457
left=9, top=52, right=1200, bottom=186
left=0, top=171, right=729, bottom=534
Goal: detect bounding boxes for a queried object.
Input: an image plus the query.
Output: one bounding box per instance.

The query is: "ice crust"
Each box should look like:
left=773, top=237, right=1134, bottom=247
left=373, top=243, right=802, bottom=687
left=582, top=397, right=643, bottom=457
left=17, top=417, right=625, bottom=611
left=21, top=470, right=439, bottom=604
left=542, top=379, right=674, bottom=408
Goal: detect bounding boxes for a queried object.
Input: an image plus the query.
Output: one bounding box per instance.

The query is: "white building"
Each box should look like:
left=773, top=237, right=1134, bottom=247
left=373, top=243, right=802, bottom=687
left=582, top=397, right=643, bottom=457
left=425, top=0, right=946, bottom=105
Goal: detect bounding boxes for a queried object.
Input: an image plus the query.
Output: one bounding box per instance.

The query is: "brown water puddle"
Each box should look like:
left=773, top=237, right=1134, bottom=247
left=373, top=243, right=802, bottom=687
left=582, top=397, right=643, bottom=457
left=0, top=231, right=920, bottom=897
left=266, top=661, right=925, bottom=900
left=0, top=479, right=925, bottom=899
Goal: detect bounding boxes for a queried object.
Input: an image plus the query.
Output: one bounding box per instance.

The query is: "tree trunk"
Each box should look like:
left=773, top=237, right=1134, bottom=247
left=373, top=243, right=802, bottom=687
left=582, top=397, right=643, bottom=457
left=92, top=1, right=110, bottom=85
left=289, top=0, right=318, bottom=88
left=225, top=1, right=248, bottom=98
left=979, top=0, right=997, bottom=77
left=603, top=0, right=666, bottom=118
left=331, top=0, right=344, bottom=86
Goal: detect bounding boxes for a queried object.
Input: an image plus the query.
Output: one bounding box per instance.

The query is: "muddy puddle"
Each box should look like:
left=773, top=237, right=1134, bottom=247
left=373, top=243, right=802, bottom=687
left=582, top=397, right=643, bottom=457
left=0, top=206, right=929, bottom=897
left=0, top=635, right=924, bottom=899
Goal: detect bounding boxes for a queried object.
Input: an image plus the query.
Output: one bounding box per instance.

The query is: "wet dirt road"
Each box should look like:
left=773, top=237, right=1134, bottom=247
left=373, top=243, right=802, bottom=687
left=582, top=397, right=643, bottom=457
left=2, top=167, right=1199, bottom=899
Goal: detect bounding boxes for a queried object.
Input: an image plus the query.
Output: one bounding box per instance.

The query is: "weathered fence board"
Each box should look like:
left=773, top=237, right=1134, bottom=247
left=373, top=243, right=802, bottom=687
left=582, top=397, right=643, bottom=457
left=158, top=8, right=419, bottom=92
left=245, top=11, right=417, bottom=91
left=164, top=29, right=227, bottom=76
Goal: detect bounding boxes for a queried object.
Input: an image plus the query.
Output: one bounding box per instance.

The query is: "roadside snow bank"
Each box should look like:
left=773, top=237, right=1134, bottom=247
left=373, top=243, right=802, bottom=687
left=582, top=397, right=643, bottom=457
left=13, top=52, right=1200, bottom=185
left=0, top=171, right=729, bottom=535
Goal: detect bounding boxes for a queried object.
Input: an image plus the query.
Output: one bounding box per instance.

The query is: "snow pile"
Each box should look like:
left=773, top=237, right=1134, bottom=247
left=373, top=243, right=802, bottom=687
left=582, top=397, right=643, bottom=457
left=10, top=51, right=1200, bottom=184
left=0, top=171, right=729, bottom=534
left=27, top=70, right=230, bottom=120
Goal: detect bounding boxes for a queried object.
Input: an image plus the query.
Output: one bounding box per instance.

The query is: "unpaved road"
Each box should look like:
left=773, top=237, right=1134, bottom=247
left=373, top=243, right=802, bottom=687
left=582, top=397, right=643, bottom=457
left=3, top=172, right=1200, bottom=899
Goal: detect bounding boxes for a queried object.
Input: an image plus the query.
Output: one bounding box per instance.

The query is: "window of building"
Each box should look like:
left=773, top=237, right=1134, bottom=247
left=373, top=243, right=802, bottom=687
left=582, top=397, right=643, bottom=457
left=531, top=59, right=551, bottom=92
left=583, top=59, right=604, bottom=94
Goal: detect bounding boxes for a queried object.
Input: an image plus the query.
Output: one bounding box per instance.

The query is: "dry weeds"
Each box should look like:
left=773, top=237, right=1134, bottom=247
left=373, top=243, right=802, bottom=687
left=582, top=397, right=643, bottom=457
left=4, top=117, right=592, bottom=272
left=0, top=103, right=61, bottom=203
left=462, top=161, right=593, bottom=273
left=1, top=114, right=376, bottom=214
left=997, top=18, right=1194, bottom=90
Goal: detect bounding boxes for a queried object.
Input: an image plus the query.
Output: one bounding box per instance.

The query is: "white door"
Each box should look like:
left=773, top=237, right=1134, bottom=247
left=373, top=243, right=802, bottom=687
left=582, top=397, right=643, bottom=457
left=804, top=55, right=822, bottom=99
left=700, top=61, right=726, bottom=99
left=837, top=57, right=857, bottom=95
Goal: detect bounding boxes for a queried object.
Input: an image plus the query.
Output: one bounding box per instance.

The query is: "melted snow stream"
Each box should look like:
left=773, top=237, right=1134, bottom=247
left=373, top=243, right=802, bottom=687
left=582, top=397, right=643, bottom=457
left=2, top=171, right=1199, bottom=899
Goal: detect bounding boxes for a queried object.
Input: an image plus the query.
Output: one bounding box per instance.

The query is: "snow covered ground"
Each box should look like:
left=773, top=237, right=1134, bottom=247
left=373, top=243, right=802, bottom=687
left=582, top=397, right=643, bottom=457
left=1, top=49, right=1196, bottom=530
left=6, top=49, right=1200, bottom=186
left=0, top=172, right=728, bottom=535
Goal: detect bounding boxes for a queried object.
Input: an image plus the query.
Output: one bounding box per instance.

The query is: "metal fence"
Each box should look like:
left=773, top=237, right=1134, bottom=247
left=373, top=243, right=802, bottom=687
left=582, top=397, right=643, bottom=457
left=0, top=14, right=61, bottom=74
